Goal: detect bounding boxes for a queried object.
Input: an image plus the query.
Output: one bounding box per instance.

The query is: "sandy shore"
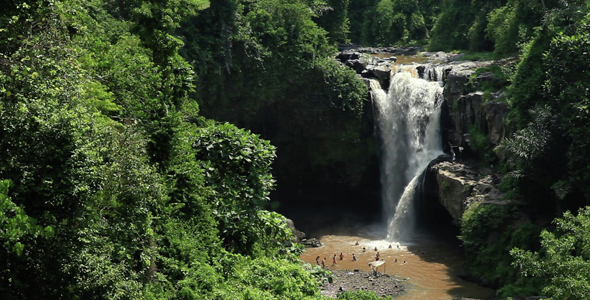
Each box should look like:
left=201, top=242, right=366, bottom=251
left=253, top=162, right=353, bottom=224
left=319, top=269, right=408, bottom=298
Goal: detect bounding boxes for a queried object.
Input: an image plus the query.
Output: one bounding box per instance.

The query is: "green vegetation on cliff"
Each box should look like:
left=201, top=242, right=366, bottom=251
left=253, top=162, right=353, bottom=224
left=460, top=5, right=590, bottom=299
left=512, top=207, right=590, bottom=300
left=498, top=10, right=590, bottom=213
left=0, top=0, right=375, bottom=299
left=181, top=0, right=376, bottom=221
left=3, top=0, right=590, bottom=299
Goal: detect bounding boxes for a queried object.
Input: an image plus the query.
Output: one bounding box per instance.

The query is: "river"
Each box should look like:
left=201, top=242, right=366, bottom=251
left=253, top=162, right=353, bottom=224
left=300, top=231, right=495, bottom=299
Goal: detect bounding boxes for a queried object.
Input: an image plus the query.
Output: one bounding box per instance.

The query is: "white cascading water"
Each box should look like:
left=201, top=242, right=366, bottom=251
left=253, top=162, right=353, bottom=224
left=422, top=65, right=446, bottom=82
left=371, top=67, right=444, bottom=243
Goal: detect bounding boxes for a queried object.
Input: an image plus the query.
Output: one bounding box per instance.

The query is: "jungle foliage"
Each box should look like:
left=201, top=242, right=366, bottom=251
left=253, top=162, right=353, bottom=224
left=340, top=0, right=588, bottom=58
left=460, top=202, right=544, bottom=297
left=511, top=207, right=590, bottom=300
left=497, top=8, right=590, bottom=214
left=461, top=4, right=590, bottom=299
left=180, top=0, right=377, bottom=222
left=3, top=0, right=590, bottom=299
left=0, top=0, right=377, bottom=299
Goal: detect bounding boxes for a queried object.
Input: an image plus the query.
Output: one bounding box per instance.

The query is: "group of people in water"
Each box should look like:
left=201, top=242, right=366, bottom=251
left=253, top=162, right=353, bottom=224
left=314, top=241, right=407, bottom=269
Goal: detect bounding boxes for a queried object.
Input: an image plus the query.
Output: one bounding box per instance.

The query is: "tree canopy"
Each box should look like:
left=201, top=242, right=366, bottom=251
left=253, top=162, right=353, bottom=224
left=3, top=0, right=590, bottom=299
left=0, top=0, right=375, bottom=299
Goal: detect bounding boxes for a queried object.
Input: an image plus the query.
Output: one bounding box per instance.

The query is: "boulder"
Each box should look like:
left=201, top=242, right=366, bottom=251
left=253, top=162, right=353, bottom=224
left=440, top=60, right=511, bottom=151
left=476, top=71, right=495, bottom=85
left=444, top=68, right=476, bottom=102
left=443, top=67, right=478, bottom=147
left=418, top=51, right=451, bottom=62
left=446, top=92, right=510, bottom=150
left=416, top=66, right=425, bottom=78
left=416, top=65, right=450, bottom=82
left=285, top=218, right=306, bottom=243
left=429, top=161, right=505, bottom=224
left=336, top=51, right=361, bottom=62
left=443, top=61, right=493, bottom=102
left=301, top=238, right=322, bottom=248
left=364, top=65, right=391, bottom=89
left=345, top=59, right=369, bottom=74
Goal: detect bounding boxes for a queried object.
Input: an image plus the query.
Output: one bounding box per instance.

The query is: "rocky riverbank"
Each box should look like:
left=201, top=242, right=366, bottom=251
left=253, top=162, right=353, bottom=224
left=319, top=269, right=407, bottom=298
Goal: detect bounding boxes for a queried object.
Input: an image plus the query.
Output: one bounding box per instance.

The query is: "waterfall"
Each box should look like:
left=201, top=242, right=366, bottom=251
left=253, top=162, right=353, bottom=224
left=371, top=69, right=444, bottom=243
left=422, top=65, right=446, bottom=82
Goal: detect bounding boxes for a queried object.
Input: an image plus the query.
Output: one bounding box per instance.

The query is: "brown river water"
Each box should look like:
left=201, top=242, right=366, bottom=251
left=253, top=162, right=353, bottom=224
left=300, top=233, right=495, bottom=299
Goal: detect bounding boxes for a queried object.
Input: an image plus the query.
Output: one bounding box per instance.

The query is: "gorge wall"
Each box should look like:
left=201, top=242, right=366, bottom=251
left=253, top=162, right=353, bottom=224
left=437, top=59, right=512, bottom=224
left=337, top=48, right=512, bottom=229
left=338, top=48, right=537, bottom=289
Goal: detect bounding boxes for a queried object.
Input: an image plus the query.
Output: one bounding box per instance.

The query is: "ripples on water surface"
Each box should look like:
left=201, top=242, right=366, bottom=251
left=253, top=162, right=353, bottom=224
left=300, top=231, right=495, bottom=300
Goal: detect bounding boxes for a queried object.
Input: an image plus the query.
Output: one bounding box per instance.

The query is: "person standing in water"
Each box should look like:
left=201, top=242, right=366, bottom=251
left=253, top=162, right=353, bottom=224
left=332, top=254, right=337, bottom=266
left=316, top=256, right=320, bottom=265
left=352, top=253, right=357, bottom=261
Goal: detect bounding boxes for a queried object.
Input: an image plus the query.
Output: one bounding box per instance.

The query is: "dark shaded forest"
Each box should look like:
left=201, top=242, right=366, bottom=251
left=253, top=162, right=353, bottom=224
left=1, top=0, right=590, bottom=299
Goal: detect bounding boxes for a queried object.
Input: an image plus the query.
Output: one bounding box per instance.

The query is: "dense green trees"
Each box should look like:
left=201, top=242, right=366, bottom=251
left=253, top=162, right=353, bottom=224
left=0, top=0, right=356, bottom=298
left=315, top=0, right=351, bottom=43
left=464, top=5, right=590, bottom=298
left=0, top=0, right=391, bottom=299
left=359, top=0, right=435, bottom=46
left=335, top=0, right=588, bottom=57
left=180, top=0, right=377, bottom=225
left=512, top=207, right=590, bottom=300
left=3, top=0, right=590, bottom=299
left=498, top=9, right=590, bottom=213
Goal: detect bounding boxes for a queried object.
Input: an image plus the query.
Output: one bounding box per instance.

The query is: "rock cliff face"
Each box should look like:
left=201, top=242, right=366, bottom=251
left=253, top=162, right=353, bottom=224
left=337, top=49, right=511, bottom=157
left=337, top=48, right=512, bottom=226
left=336, top=50, right=395, bottom=89
left=442, top=62, right=511, bottom=151
left=429, top=161, right=504, bottom=224
left=434, top=60, right=511, bottom=223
